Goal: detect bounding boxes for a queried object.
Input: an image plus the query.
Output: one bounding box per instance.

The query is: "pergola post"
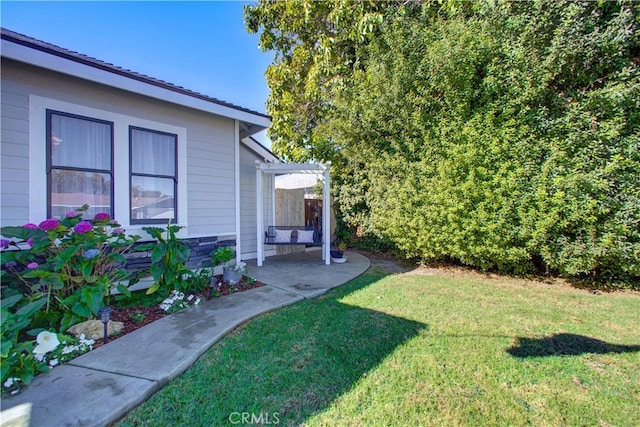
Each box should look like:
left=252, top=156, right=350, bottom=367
left=256, top=163, right=264, bottom=266
left=322, top=164, right=331, bottom=265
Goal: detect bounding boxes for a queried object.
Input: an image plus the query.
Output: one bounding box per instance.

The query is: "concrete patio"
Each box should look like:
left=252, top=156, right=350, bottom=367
left=0, top=251, right=370, bottom=427
left=246, top=250, right=370, bottom=298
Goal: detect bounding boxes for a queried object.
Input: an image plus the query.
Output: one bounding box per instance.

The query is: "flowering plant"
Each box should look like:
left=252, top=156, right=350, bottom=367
left=1, top=329, right=94, bottom=395
left=33, top=330, right=59, bottom=354
left=1, top=204, right=141, bottom=330
left=159, top=290, right=201, bottom=313
left=33, top=332, right=94, bottom=366
left=228, top=261, right=247, bottom=274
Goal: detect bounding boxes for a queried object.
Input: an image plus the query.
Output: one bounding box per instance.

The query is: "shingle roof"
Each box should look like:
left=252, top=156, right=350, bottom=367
left=1, top=27, right=271, bottom=120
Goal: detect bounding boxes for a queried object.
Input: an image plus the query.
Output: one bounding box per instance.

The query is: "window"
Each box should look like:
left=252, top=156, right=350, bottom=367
left=47, top=110, right=113, bottom=219
left=129, top=126, right=177, bottom=223
left=32, top=96, right=187, bottom=227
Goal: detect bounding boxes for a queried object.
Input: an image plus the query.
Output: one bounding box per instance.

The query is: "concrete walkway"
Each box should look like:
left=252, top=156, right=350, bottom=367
left=1, top=251, right=370, bottom=427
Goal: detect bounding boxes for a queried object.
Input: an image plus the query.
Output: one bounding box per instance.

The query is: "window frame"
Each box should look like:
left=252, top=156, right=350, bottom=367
left=46, top=109, right=115, bottom=219
left=30, top=95, right=188, bottom=231
left=128, top=125, right=178, bottom=225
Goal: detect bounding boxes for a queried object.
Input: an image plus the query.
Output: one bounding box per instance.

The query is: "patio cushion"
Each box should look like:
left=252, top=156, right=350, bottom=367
left=274, top=229, right=293, bottom=243
left=297, top=229, right=315, bottom=244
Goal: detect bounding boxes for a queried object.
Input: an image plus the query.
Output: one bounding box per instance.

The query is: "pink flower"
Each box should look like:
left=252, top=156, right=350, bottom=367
left=65, top=210, right=79, bottom=218
left=93, top=213, right=111, bottom=221
left=112, top=227, right=124, bottom=235
left=73, top=221, right=92, bottom=234
left=23, top=223, right=38, bottom=230
left=27, top=238, right=34, bottom=248
left=27, top=262, right=38, bottom=269
left=39, top=219, right=60, bottom=231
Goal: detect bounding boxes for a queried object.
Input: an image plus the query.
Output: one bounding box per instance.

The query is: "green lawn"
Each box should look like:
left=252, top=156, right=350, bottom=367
left=117, top=267, right=640, bottom=426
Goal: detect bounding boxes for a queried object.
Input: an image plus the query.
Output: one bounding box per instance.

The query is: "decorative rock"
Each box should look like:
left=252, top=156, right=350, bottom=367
left=67, top=320, right=124, bottom=341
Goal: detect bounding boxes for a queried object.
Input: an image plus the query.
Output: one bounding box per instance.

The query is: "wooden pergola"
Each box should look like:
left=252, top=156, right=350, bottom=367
left=255, top=161, right=331, bottom=266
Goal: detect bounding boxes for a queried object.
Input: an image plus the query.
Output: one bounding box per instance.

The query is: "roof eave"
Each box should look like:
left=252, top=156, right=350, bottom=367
left=1, top=31, right=271, bottom=128
left=241, top=136, right=280, bottom=163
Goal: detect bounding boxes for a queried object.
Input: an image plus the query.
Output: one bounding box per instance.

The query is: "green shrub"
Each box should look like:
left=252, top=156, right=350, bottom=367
left=135, top=223, right=192, bottom=297
left=332, top=1, right=639, bottom=287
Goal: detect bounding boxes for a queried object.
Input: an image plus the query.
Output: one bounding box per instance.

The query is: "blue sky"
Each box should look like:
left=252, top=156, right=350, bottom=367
left=1, top=1, right=273, bottom=145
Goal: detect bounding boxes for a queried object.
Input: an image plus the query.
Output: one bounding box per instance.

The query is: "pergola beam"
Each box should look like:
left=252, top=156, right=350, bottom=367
left=256, top=162, right=329, bottom=173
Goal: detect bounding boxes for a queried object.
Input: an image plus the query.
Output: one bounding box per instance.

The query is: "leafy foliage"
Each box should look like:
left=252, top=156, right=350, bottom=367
left=0, top=205, right=140, bottom=393
left=1, top=205, right=141, bottom=329
left=136, top=223, right=192, bottom=296
left=208, top=246, right=235, bottom=268
left=0, top=293, right=49, bottom=393
left=245, top=0, right=421, bottom=161
left=248, top=0, right=640, bottom=286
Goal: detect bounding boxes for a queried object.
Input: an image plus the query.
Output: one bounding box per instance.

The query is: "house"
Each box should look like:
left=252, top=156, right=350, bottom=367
left=0, top=28, right=280, bottom=263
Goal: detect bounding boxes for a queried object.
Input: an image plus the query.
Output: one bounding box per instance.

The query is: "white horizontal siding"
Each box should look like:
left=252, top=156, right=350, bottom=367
left=1, top=165, right=28, bottom=183
left=0, top=79, right=30, bottom=224
left=0, top=141, right=28, bottom=157
left=184, top=115, right=236, bottom=235
left=0, top=103, right=28, bottom=120
left=239, top=143, right=274, bottom=258
left=1, top=116, right=29, bottom=134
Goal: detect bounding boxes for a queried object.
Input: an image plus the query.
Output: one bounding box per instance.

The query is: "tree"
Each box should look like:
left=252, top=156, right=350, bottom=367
left=245, top=0, right=434, bottom=161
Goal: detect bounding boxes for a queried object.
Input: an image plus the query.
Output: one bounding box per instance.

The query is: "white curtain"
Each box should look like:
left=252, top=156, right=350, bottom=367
left=130, top=128, right=175, bottom=176
left=130, top=128, right=176, bottom=220
left=50, top=113, right=112, bottom=218
left=51, top=113, right=111, bottom=170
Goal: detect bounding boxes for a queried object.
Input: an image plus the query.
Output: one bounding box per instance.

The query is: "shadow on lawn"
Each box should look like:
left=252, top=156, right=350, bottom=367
left=118, top=269, right=428, bottom=427
left=254, top=272, right=428, bottom=424
left=507, top=333, right=640, bottom=358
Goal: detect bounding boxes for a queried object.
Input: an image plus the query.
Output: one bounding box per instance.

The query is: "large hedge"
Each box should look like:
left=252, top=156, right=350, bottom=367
left=333, top=1, right=639, bottom=285
left=247, top=0, right=639, bottom=286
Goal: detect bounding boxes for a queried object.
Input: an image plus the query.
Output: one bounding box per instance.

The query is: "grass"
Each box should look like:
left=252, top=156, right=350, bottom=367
left=117, top=267, right=640, bottom=426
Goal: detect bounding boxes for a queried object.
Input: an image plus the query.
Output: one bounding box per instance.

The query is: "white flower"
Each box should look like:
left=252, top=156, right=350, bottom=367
left=34, top=353, right=45, bottom=362
left=62, top=345, right=76, bottom=355
left=79, top=334, right=86, bottom=341
left=3, top=377, right=19, bottom=388
left=33, top=331, right=60, bottom=354
left=194, top=298, right=201, bottom=305
left=187, top=294, right=194, bottom=301
left=49, top=358, right=59, bottom=367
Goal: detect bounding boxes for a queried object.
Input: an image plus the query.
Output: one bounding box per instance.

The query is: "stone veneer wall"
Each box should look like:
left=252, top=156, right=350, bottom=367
left=123, top=236, right=236, bottom=273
